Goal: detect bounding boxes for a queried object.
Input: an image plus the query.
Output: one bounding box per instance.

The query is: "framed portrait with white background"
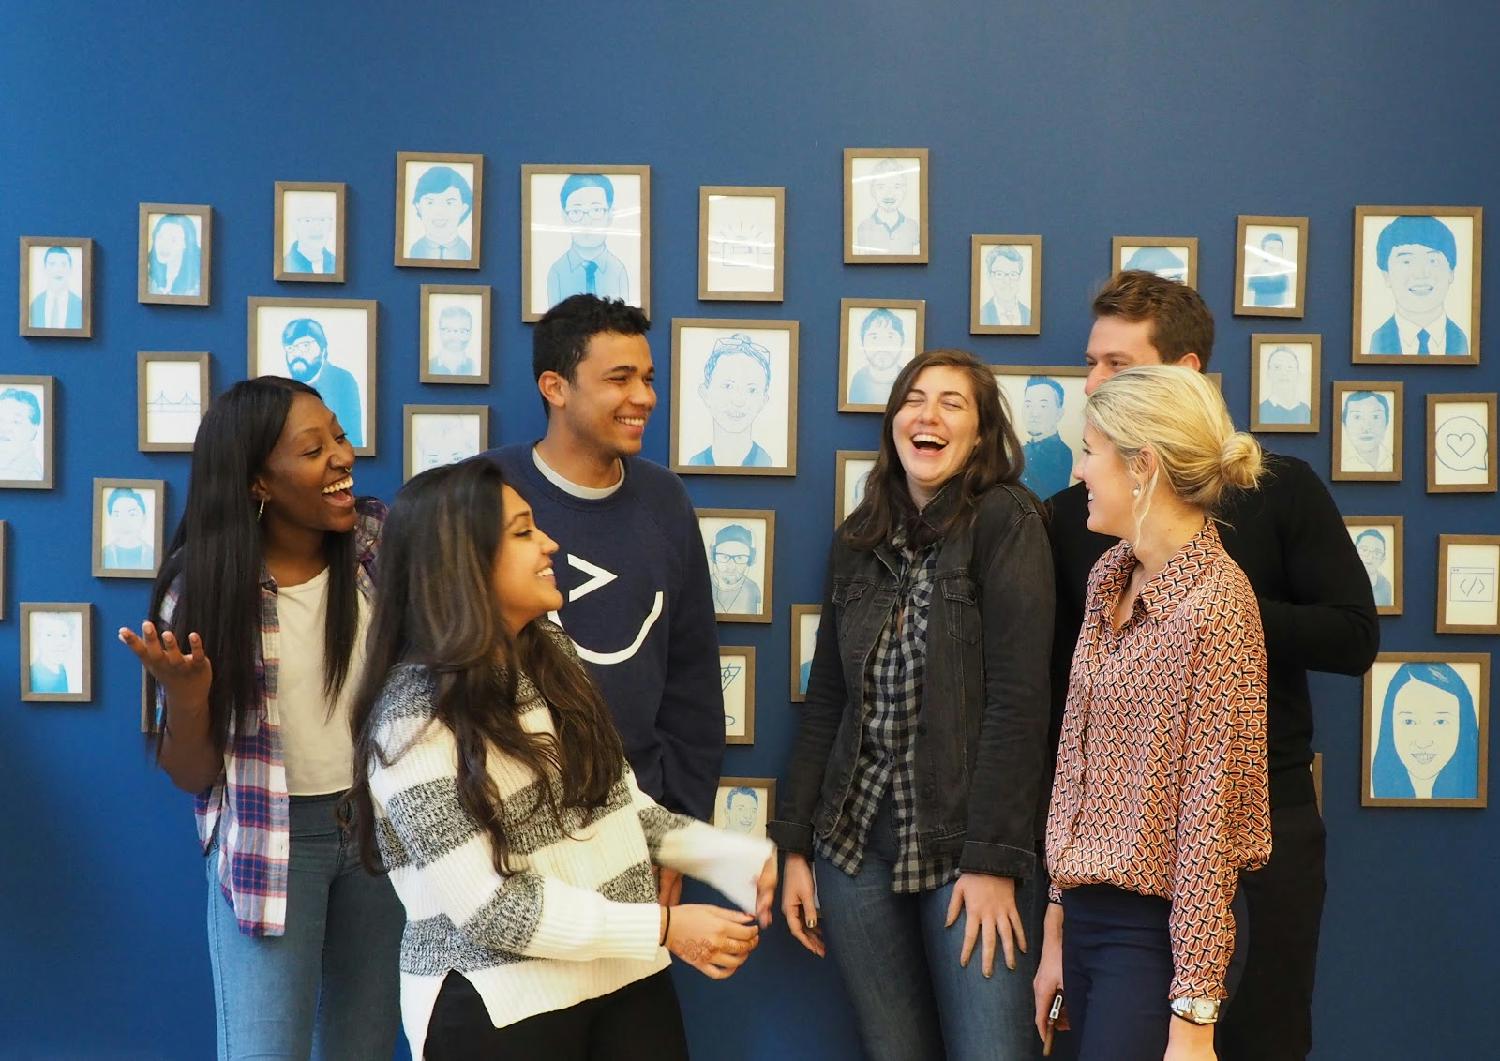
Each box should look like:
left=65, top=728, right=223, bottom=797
left=92, top=478, right=165, bottom=579
left=697, top=508, right=774, bottom=623
left=699, top=186, right=785, bottom=301
left=992, top=365, right=1088, bottom=501
left=0, top=375, right=54, bottom=489
left=139, top=203, right=211, bottom=305
left=1427, top=393, right=1496, bottom=493
left=137, top=352, right=210, bottom=453
left=1437, top=535, right=1500, bottom=635
left=970, top=235, right=1041, bottom=335
left=1234, top=215, right=1307, bottom=317
left=839, top=298, right=924, bottom=412
left=1353, top=205, right=1481, bottom=365
left=522, top=164, right=650, bottom=321
left=1363, top=652, right=1488, bottom=808
left=1344, top=515, right=1403, bottom=616
left=720, top=645, right=756, bottom=746
left=671, top=319, right=798, bottom=475
left=1331, top=381, right=1402, bottom=482
left=835, top=450, right=877, bottom=527
left=19, top=236, right=92, bottom=337
left=844, top=148, right=928, bottom=264
left=420, top=284, right=491, bottom=384
left=403, top=405, right=489, bottom=482
left=714, top=777, right=775, bottom=840
left=274, top=182, right=345, bottom=283
left=395, top=152, right=483, bottom=269
left=790, top=604, right=821, bottom=703
left=20, top=602, right=92, bottom=703
left=1249, top=334, right=1320, bottom=433
left=1112, top=235, right=1198, bottom=288
left=248, top=297, right=378, bottom=456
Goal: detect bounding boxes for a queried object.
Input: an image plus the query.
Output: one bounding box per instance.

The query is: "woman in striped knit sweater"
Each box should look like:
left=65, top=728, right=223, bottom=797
left=345, top=457, right=776, bottom=1059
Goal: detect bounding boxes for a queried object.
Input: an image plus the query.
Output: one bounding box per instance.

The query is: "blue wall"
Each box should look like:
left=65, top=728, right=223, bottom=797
left=2, top=3, right=1496, bottom=1057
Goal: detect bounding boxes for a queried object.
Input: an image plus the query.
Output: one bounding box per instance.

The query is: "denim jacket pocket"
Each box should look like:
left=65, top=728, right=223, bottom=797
left=941, top=575, right=981, bottom=644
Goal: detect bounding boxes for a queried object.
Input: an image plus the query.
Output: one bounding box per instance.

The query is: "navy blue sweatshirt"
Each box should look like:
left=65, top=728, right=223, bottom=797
left=490, top=443, right=724, bottom=819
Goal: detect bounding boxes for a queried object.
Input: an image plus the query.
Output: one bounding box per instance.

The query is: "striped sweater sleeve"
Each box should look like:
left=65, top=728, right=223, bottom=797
left=632, top=775, right=773, bottom=913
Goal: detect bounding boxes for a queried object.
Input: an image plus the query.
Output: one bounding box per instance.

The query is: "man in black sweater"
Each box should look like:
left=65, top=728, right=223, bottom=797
left=1045, top=271, right=1379, bottom=1060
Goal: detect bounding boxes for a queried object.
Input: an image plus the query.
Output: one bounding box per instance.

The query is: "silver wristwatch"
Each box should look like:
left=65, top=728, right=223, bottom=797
left=1170, top=997, right=1221, bottom=1025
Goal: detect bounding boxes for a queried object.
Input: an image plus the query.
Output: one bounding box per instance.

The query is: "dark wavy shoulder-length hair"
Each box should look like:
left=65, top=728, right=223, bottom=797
left=146, top=376, right=359, bottom=759
left=843, top=348, right=1024, bottom=551
left=344, top=457, right=625, bottom=876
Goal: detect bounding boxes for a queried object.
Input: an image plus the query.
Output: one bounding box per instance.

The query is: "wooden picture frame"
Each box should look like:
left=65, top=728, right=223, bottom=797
left=970, top=234, right=1042, bottom=335
left=395, top=152, right=484, bottom=269
left=141, top=669, right=159, bottom=735
left=1352, top=205, right=1481, bottom=366
left=844, top=148, right=929, bottom=264
left=1437, top=534, right=1500, bottom=635
left=835, top=449, right=878, bottom=527
left=720, top=645, right=757, bottom=746
left=522, top=163, right=651, bottom=321
left=1427, top=393, right=1497, bottom=494
left=0, top=374, right=55, bottom=489
left=789, top=604, right=821, bottom=703
left=20, top=602, right=92, bottom=703
left=19, top=237, right=92, bottom=338
left=138, top=203, right=212, bottom=305
left=991, top=365, right=1090, bottom=500
left=402, top=404, right=490, bottom=482
left=1362, top=652, right=1489, bottom=809
left=419, top=284, right=492, bottom=385
left=713, top=776, right=777, bottom=839
left=92, top=477, right=165, bottom=579
left=274, top=181, right=346, bottom=283
left=137, top=351, right=210, bottom=453
left=1331, top=380, right=1403, bottom=482
left=1345, top=515, right=1404, bottom=616
left=698, top=186, right=785, bottom=301
left=1234, top=215, right=1308, bottom=318
left=837, top=297, right=926, bottom=413
left=1249, top=334, right=1321, bottom=433
left=670, top=319, right=799, bottom=475
left=1112, top=235, right=1198, bottom=289
left=697, top=508, right=775, bottom=623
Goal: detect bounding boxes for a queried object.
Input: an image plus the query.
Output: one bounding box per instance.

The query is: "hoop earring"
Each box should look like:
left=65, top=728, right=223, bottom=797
left=257, top=499, right=265, bottom=522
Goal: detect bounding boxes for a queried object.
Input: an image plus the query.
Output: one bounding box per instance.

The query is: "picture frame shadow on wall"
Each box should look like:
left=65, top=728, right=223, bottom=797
left=697, top=508, right=775, bottom=623
left=0, top=374, right=55, bottom=489
left=20, top=602, right=93, bottom=704
left=522, top=163, right=650, bottom=322
left=834, top=450, right=877, bottom=528
left=699, top=186, right=786, bottom=302
left=1112, top=235, right=1198, bottom=289
left=248, top=297, right=378, bottom=456
left=970, top=234, right=1042, bottom=336
left=670, top=319, right=799, bottom=475
left=1233, top=215, right=1308, bottom=318
left=274, top=181, right=346, bottom=283
left=1331, top=380, right=1403, bottom=482
left=713, top=776, right=776, bottom=840
left=1436, top=534, right=1500, bottom=635
left=1427, top=392, right=1496, bottom=494
left=402, top=404, right=490, bottom=482
left=1352, top=205, right=1482, bottom=366
left=394, top=152, right=484, bottom=270
left=137, top=351, right=210, bottom=454
left=1344, top=515, right=1403, bottom=616
left=1249, top=334, right=1321, bottom=434
left=991, top=365, right=1089, bottom=502
left=19, top=237, right=92, bottom=338
left=1362, top=651, right=1489, bottom=809
left=720, top=645, right=756, bottom=746
left=92, top=477, right=166, bottom=579
left=138, top=203, right=212, bottom=306
left=844, top=148, right=929, bottom=264
left=838, top=298, right=925, bottom=413
left=789, top=604, right=821, bottom=703
left=419, top=284, right=492, bottom=385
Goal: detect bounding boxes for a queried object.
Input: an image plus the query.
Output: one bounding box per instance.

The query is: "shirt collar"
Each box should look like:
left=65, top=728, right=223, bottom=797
left=1091, top=519, right=1222, bottom=624
left=1395, top=312, right=1450, bottom=354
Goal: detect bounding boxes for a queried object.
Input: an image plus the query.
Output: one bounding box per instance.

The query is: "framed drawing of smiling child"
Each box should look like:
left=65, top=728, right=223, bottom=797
left=395, top=151, right=484, bottom=270
left=671, top=318, right=799, bottom=476
left=1353, top=205, right=1481, bottom=366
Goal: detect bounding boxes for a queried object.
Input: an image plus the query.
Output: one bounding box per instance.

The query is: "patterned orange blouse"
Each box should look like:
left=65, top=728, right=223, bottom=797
left=1046, top=520, right=1271, bottom=1000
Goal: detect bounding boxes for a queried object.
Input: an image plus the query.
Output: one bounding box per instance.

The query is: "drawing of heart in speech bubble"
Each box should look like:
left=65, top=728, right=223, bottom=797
left=1436, top=414, right=1489, bottom=472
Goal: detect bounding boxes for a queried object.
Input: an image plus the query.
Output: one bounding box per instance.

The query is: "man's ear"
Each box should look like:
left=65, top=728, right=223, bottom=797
left=1177, top=352, right=1203, bottom=374
left=537, top=370, right=569, bottom=412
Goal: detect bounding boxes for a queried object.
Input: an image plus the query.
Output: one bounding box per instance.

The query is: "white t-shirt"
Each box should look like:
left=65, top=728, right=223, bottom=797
left=274, top=568, right=370, bottom=795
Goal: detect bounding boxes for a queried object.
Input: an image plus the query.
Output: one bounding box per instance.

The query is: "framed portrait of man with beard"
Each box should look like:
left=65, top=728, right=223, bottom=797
left=248, top=297, right=378, bottom=456
left=838, top=298, right=925, bottom=413
left=696, top=508, right=774, bottom=623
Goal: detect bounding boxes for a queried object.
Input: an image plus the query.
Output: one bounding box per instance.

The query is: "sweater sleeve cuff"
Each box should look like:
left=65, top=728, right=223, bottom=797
left=766, top=819, right=812, bottom=857
left=656, top=823, right=772, bottom=912
left=582, top=896, right=665, bottom=963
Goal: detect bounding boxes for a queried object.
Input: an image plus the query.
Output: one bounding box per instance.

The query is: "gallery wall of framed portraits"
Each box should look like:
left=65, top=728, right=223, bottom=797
left=3, top=5, right=1498, bottom=1059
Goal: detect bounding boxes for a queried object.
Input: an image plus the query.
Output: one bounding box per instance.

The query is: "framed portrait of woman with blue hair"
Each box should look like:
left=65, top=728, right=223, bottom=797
left=138, top=203, right=211, bottom=305
left=1363, top=652, right=1489, bottom=808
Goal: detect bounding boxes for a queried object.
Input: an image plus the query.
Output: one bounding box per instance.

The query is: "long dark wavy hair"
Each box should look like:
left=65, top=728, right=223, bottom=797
left=843, top=349, right=1025, bottom=551
left=147, top=376, right=359, bottom=757
left=345, top=457, right=625, bottom=875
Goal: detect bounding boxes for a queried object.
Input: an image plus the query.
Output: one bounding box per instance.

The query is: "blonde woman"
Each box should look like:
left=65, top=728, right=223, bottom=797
left=1036, top=365, right=1271, bottom=1061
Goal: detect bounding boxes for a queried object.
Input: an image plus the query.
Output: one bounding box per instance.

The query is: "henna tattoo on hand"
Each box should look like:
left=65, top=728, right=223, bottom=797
left=677, top=938, right=712, bottom=963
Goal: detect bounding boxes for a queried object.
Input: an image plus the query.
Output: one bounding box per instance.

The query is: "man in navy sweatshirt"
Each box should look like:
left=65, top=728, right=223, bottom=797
left=488, top=295, right=723, bottom=905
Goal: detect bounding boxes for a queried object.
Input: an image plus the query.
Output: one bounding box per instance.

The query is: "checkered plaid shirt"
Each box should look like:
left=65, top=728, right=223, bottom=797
left=815, top=539, right=959, bottom=893
left=155, top=499, right=385, bottom=937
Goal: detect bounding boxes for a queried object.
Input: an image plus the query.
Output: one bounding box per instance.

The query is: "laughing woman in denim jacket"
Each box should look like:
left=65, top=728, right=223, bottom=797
left=770, top=349, right=1055, bottom=1060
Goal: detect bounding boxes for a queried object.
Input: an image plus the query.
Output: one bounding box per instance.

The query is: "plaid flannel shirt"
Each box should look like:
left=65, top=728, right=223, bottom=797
left=156, top=499, right=385, bottom=937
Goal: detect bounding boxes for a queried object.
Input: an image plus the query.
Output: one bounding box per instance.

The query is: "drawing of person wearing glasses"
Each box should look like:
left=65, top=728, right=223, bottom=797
left=980, top=245, right=1030, bottom=325
left=281, top=318, right=363, bottom=447
left=546, top=173, right=630, bottom=306
left=708, top=524, right=761, bottom=614
left=688, top=333, right=774, bottom=467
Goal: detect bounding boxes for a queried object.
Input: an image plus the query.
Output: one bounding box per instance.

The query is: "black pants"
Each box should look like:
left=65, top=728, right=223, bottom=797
left=424, top=969, right=689, bottom=1060
left=1217, top=798, right=1327, bottom=1061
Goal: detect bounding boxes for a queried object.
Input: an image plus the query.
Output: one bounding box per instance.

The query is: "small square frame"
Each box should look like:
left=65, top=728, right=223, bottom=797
left=720, top=645, right=757, bottom=746
left=835, top=450, right=878, bottom=527
left=1112, top=235, right=1199, bottom=289
left=844, top=148, right=929, bottom=264
left=789, top=604, right=821, bottom=703
left=138, top=203, right=212, bottom=305
left=395, top=152, right=485, bottom=269
left=420, top=284, right=493, bottom=385
left=92, top=477, right=166, bottom=579
left=1331, top=380, right=1403, bottom=482
left=402, top=404, right=490, bottom=482
left=274, top=182, right=347, bottom=283
left=1437, top=534, right=1500, bottom=635
left=20, top=602, right=92, bottom=703
left=1362, top=651, right=1489, bottom=809
left=1249, top=334, right=1321, bottom=434
left=838, top=298, right=926, bottom=413
left=19, top=237, right=93, bottom=338
left=138, top=351, right=211, bottom=453
left=1427, top=393, right=1497, bottom=494
left=698, top=507, right=775, bottom=623
left=1233, top=215, right=1308, bottom=318
left=0, top=374, right=55, bottom=489
left=698, top=186, right=786, bottom=301
left=714, top=776, right=777, bottom=839
left=1345, top=515, right=1403, bottom=616
left=970, top=234, right=1042, bottom=335
left=521, top=163, right=651, bottom=322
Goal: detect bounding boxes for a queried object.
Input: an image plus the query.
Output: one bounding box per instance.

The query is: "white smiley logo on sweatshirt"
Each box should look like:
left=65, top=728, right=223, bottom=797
left=547, top=553, right=663, bottom=665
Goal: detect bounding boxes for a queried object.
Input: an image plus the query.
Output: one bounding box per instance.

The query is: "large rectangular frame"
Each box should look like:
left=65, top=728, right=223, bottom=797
left=395, top=152, right=485, bottom=270
left=1249, top=333, right=1322, bottom=434
left=698, top=186, right=786, bottom=302
left=1344, top=515, right=1404, bottom=617
left=521, top=163, right=651, bottom=322
left=0, top=374, right=55, bottom=489
left=1427, top=392, right=1497, bottom=494
left=138, top=203, right=212, bottom=305
left=20, top=602, right=93, bottom=703
left=19, top=236, right=93, bottom=338
left=1331, top=380, right=1403, bottom=482
left=274, top=181, right=347, bottom=283
left=697, top=507, right=775, bottom=623
left=92, top=477, right=166, bottom=579
left=670, top=318, right=800, bottom=476
left=419, top=284, right=493, bottom=385
left=1362, top=651, right=1489, bottom=809
left=844, top=148, right=929, bottom=264
left=1437, top=534, right=1500, bottom=635
left=137, top=351, right=211, bottom=453
left=970, top=234, right=1042, bottom=335
left=402, top=404, right=491, bottom=482
left=1234, top=214, right=1308, bottom=318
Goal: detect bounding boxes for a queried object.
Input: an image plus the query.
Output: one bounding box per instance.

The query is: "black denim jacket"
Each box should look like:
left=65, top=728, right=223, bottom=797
left=768, top=482, right=1055, bottom=879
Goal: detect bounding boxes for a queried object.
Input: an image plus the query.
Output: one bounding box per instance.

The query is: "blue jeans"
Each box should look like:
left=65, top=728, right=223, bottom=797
left=206, top=793, right=404, bottom=1060
left=814, top=801, right=1036, bottom=1061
